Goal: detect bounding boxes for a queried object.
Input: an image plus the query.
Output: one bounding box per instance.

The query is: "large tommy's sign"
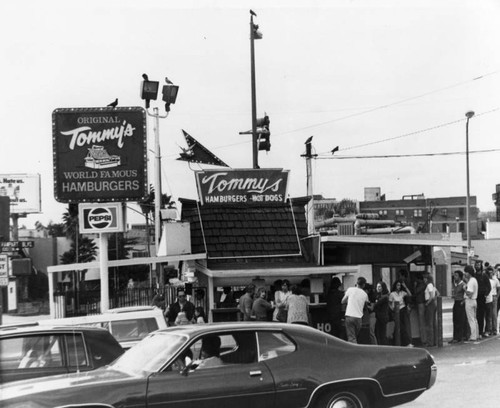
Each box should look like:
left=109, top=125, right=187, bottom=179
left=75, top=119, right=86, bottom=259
left=195, top=168, right=289, bottom=205
left=79, top=203, right=126, bottom=234
left=52, top=107, right=147, bottom=203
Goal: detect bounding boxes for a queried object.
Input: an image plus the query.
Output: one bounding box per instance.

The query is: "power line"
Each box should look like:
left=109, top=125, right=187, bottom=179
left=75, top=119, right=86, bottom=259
left=277, top=69, right=500, bottom=136
left=164, top=70, right=500, bottom=157
left=317, top=148, right=500, bottom=160
left=317, top=107, right=500, bottom=155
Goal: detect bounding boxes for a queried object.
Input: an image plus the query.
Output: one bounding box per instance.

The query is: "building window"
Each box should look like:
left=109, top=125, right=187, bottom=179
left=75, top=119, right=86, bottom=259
left=441, top=208, right=447, bottom=216
left=378, top=210, right=387, bottom=216
left=396, top=209, right=404, bottom=216
left=413, top=209, right=423, bottom=217
left=459, top=207, right=465, bottom=217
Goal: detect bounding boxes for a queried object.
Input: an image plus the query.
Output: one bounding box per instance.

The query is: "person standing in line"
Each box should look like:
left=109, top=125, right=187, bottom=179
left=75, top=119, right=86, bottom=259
left=464, top=265, right=479, bottom=342
left=341, top=277, right=369, bottom=343
left=238, top=284, right=256, bottom=321
left=365, top=283, right=378, bottom=345
left=496, top=265, right=500, bottom=314
left=373, top=281, right=390, bottom=345
left=487, top=268, right=499, bottom=336
left=476, top=267, right=491, bottom=338
left=449, top=270, right=467, bottom=343
left=325, top=277, right=345, bottom=339
left=413, top=274, right=427, bottom=346
left=273, top=279, right=291, bottom=322
left=286, top=284, right=310, bottom=325
left=389, top=280, right=413, bottom=347
left=252, top=287, right=274, bottom=321
left=216, top=286, right=236, bottom=308
left=423, top=274, right=437, bottom=347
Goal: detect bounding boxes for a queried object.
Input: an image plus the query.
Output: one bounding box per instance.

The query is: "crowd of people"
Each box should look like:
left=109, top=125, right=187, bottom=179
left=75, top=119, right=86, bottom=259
left=238, top=280, right=312, bottom=325
left=156, top=264, right=500, bottom=347
left=328, top=270, right=440, bottom=347
left=449, top=263, right=500, bottom=343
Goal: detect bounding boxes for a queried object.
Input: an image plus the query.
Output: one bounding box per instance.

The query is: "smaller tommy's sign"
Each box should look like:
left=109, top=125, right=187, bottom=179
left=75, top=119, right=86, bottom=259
left=79, top=203, right=126, bottom=234
left=195, top=168, right=289, bottom=205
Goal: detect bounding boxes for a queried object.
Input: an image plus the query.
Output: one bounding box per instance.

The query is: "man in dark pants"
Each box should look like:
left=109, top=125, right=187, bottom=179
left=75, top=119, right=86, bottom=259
left=450, top=270, right=467, bottom=343
left=476, top=268, right=491, bottom=338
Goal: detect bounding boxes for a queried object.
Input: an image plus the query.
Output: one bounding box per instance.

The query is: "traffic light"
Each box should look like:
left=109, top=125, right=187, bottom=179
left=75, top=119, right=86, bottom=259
left=140, top=73, right=159, bottom=109
left=252, top=23, right=263, bottom=40
left=256, top=115, right=270, bottom=151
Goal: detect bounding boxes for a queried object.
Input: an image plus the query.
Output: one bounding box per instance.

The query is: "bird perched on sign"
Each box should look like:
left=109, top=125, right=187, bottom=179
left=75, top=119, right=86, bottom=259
left=107, top=98, right=118, bottom=108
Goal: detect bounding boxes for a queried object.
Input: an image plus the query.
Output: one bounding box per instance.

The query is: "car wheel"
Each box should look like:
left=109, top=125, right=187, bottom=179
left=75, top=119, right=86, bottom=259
left=319, top=389, right=368, bottom=408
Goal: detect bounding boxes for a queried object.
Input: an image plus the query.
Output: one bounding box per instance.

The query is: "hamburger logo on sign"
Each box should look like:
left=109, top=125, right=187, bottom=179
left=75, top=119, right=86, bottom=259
left=79, top=203, right=125, bottom=234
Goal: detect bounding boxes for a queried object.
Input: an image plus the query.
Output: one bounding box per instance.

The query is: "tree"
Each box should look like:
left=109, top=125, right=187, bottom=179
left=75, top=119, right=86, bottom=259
left=60, top=204, right=97, bottom=282
left=334, top=199, right=358, bottom=217
left=47, top=221, right=65, bottom=237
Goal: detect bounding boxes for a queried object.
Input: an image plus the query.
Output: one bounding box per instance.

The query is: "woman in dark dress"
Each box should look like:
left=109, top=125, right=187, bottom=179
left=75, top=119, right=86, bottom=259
left=373, top=281, right=390, bottom=345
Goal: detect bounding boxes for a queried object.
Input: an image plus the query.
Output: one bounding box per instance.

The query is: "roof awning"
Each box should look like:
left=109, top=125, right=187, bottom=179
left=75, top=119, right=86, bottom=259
left=321, top=234, right=465, bottom=247
left=196, top=262, right=360, bottom=279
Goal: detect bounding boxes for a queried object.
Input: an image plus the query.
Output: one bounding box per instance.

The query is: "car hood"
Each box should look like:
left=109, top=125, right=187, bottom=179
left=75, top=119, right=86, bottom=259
left=1, top=367, right=139, bottom=401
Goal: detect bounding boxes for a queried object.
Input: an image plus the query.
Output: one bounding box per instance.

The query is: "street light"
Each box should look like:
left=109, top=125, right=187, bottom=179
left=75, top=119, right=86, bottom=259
left=465, top=110, right=475, bottom=263
left=140, top=74, right=179, bottom=285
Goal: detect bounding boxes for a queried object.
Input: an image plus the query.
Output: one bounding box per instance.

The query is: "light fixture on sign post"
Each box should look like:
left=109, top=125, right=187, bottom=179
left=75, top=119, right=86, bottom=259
left=140, top=74, right=179, bottom=285
left=162, top=78, right=179, bottom=112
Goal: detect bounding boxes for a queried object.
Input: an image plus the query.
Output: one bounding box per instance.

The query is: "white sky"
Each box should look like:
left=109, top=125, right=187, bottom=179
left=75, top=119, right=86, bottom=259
left=1, top=0, right=499, bottom=228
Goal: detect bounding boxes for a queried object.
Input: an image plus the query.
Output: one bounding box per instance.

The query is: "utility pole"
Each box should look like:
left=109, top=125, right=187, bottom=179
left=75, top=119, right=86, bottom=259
left=302, top=137, right=317, bottom=235
left=465, top=111, right=474, bottom=264
left=250, top=10, right=262, bottom=169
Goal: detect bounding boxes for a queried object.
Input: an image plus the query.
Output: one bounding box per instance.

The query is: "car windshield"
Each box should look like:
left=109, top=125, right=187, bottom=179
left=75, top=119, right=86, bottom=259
left=111, top=332, right=187, bottom=374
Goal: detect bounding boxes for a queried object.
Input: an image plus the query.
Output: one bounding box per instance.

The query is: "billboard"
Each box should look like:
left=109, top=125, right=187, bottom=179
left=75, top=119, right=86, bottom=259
left=0, top=174, right=41, bottom=214
left=52, top=107, right=148, bottom=203
left=79, top=203, right=126, bottom=234
left=195, top=168, right=290, bottom=205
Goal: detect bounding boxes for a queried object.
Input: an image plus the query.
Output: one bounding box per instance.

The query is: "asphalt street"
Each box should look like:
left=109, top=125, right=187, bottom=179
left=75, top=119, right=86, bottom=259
left=2, top=305, right=499, bottom=408
left=400, top=335, right=500, bottom=408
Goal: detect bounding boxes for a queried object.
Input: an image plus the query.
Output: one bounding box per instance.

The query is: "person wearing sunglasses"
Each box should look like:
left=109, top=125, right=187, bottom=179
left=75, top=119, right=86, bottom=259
left=165, top=288, right=195, bottom=326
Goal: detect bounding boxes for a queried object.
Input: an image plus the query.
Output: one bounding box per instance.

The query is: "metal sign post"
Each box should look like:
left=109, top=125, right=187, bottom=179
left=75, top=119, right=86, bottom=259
left=99, top=233, right=109, bottom=312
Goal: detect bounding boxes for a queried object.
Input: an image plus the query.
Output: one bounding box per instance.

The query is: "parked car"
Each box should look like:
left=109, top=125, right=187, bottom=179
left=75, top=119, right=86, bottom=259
left=0, top=324, right=124, bottom=383
left=0, top=322, right=436, bottom=408
left=39, top=306, right=167, bottom=349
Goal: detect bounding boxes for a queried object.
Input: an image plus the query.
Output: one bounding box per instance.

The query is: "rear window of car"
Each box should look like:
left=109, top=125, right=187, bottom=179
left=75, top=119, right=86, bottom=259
left=0, top=334, right=65, bottom=370
left=257, top=331, right=296, bottom=361
left=65, top=333, right=89, bottom=367
left=108, top=318, right=159, bottom=342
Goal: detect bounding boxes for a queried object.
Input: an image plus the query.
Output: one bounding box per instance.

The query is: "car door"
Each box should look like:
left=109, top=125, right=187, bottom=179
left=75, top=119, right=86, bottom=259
left=146, top=330, right=276, bottom=408
left=257, top=330, right=311, bottom=408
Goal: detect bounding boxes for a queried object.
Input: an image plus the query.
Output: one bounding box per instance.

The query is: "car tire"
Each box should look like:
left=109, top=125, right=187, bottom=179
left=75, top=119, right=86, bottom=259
left=318, top=389, right=368, bottom=408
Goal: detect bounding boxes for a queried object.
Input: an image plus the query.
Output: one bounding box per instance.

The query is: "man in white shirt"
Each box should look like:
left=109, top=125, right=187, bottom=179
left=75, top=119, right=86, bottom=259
left=464, top=265, right=479, bottom=342
left=342, top=277, right=369, bottom=343
left=487, top=268, right=499, bottom=335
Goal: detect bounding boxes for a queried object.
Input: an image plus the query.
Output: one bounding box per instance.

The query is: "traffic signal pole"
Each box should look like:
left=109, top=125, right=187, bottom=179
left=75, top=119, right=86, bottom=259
left=250, top=11, right=258, bottom=169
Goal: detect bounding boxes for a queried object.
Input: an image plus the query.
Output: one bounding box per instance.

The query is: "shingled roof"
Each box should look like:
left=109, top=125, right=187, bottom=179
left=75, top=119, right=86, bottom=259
left=180, top=197, right=310, bottom=267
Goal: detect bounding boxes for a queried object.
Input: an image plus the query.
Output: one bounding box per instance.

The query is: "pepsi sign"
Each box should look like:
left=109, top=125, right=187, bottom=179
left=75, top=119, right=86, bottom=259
left=79, top=203, right=125, bottom=234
